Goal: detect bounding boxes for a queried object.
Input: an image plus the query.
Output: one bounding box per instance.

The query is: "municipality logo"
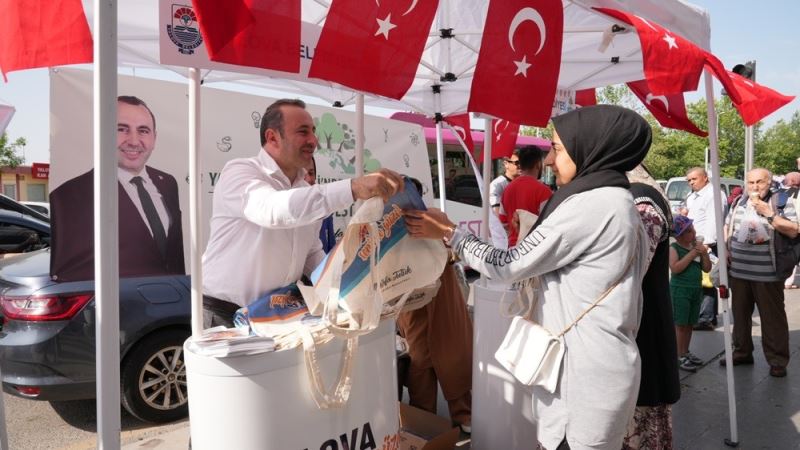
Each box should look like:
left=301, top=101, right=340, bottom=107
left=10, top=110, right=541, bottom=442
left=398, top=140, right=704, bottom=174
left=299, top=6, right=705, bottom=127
left=167, top=5, right=202, bottom=55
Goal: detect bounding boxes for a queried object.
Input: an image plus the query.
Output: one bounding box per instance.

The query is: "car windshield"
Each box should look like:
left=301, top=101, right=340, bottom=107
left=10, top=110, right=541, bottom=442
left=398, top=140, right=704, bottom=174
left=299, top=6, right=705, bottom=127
left=666, top=180, right=691, bottom=202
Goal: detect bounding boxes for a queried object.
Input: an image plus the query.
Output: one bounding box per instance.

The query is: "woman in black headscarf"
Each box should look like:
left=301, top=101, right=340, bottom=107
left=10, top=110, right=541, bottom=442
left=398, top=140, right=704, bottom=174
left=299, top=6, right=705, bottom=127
left=406, top=105, right=652, bottom=450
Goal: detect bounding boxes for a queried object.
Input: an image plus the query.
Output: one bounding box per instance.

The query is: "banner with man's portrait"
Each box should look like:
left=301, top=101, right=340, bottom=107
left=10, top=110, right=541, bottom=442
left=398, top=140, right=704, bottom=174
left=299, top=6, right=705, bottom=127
left=49, top=68, right=431, bottom=280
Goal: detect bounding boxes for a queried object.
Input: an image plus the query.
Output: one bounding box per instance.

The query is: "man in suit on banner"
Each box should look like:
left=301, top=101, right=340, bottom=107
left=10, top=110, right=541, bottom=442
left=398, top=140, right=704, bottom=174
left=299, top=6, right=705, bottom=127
left=50, top=95, right=185, bottom=281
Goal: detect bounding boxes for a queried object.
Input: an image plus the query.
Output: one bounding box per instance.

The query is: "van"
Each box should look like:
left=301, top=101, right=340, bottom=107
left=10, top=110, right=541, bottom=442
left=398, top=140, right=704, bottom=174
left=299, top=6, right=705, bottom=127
left=665, top=176, right=744, bottom=214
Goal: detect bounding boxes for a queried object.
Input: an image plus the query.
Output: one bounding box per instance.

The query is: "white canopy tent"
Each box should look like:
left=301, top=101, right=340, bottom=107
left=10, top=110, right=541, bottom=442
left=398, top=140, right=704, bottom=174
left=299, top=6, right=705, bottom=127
left=1, top=0, right=744, bottom=448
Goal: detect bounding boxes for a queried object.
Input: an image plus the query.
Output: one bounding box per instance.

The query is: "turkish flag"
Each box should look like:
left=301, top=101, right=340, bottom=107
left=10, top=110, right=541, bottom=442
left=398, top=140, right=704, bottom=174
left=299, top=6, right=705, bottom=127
left=595, top=8, right=705, bottom=95
left=444, top=114, right=475, bottom=153
left=627, top=80, right=707, bottom=137
left=478, top=119, right=520, bottom=160
left=702, top=52, right=743, bottom=105
left=575, top=89, right=597, bottom=107
left=308, top=0, right=439, bottom=99
left=468, top=0, right=563, bottom=127
left=0, top=0, right=92, bottom=81
left=725, top=71, right=795, bottom=126
left=192, top=0, right=301, bottom=73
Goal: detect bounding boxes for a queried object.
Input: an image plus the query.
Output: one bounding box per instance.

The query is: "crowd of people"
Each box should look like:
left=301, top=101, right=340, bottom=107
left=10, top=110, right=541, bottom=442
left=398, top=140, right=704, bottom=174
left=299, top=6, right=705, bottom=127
left=672, top=166, right=797, bottom=379
left=195, top=98, right=794, bottom=450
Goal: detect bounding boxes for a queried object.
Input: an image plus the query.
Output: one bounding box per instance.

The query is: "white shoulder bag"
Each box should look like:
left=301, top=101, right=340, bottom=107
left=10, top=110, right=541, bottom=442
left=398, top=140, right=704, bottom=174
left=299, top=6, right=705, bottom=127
left=495, top=230, right=640, bottom=393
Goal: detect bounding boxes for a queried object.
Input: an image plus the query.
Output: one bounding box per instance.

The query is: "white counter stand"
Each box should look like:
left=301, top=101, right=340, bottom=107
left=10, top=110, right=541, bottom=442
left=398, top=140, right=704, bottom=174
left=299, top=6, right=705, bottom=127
left=184, top=320, right=399, bottom=450
left=471, top=282, right=538, bottom=449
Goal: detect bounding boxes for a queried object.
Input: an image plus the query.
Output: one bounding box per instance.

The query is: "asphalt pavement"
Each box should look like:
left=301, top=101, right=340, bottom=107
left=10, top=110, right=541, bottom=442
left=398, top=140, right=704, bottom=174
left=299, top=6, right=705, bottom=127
left=122, top=289, right=800, bottom=450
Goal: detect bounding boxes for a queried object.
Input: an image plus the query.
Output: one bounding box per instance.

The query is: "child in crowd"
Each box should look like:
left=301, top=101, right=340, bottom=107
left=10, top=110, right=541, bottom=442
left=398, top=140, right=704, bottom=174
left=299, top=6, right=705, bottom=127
left=669, top=215, right=712, bottom=372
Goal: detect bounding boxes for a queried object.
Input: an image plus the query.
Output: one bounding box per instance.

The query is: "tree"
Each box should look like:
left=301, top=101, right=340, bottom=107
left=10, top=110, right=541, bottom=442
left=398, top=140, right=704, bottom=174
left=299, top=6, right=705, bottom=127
left=755, top=111, right=800, bottom=175
left=0, top=132, right=25, bottom=168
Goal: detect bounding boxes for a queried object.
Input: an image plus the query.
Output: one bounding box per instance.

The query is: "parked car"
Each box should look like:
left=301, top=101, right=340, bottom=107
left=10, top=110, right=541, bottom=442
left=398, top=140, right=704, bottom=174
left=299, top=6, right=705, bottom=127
left=0, top=209, right=50, bottom=255
left=448, top=174, right=481, bottom=207
left=0, top=207, right=191, bottom=423
left=664, top=176, right=743, bottom=214
left=20, top=201, right=50, bottom=216
left=0, top=194, right=49, bottom=223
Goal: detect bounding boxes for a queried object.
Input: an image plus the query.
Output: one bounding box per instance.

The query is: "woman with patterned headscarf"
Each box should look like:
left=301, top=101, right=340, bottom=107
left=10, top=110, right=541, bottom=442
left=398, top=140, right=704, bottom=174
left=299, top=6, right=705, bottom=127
left=405, top=105, right=652, bottom=450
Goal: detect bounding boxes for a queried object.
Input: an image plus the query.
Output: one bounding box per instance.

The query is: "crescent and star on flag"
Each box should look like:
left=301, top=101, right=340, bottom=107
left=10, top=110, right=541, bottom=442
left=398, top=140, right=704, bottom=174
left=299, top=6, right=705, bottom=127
left=645, top=93, right=671, bottom=116
left=637, top=15, right=678, bottom=51
left=494, top=120, right=510, bottom=142
left=508, top=7, right=547, bottom=78
left=374, top=0, right=418, bottom=40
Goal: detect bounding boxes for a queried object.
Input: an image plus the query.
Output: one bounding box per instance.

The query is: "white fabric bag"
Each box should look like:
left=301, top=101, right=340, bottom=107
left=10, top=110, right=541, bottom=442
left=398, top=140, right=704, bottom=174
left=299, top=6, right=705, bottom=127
left=306, top=186, right=448, bottom=335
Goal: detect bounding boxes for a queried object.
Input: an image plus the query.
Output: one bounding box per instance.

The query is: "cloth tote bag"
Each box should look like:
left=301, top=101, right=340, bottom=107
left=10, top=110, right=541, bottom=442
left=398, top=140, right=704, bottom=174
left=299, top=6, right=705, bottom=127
left=305, top=178, right=448, bottom=336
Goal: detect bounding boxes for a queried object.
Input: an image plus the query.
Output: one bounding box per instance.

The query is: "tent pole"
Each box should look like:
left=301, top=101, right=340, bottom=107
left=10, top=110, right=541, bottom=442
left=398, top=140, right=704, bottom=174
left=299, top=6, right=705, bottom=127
left=355, top=94, right=364, bottom=178
left=189, top=68, right=203, bottom=338
left=94, top=0, right=121, bottom=448
left=704, top=69, right=739, bottom=447
left=433, top=91, right=446, bottom=212
left=481, top=119, right=491, bottom=241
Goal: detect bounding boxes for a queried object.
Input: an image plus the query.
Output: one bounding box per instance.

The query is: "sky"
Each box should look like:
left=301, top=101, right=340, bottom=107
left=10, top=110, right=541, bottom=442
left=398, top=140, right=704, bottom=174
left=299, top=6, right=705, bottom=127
left=0, top=0, right=797, bottom=166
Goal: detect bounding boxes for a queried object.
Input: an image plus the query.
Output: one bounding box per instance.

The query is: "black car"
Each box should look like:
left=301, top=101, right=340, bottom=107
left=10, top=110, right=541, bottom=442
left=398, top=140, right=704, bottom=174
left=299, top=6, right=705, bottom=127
left=0, top=205, right=191, bottom=423
left=448, top=174, right=482, bottom=207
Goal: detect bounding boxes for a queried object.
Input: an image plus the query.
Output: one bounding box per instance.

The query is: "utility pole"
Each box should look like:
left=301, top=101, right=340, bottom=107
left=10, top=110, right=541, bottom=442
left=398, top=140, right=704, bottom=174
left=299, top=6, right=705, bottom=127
left=733, top=61, right=756, bottom=173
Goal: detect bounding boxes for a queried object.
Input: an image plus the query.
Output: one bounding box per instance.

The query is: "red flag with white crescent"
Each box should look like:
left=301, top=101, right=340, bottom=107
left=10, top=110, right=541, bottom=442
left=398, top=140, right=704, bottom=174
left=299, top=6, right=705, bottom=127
left=192, top=0, right=301, bottom=73
left=309, top=0, right=439, bottom=99
left=478, top=119, right=520, bottom=160
left=627, top=80, right=707, bottom=137
left=444, top=114, right=475, bottom=153
left=724, top=71, right=795, bottom=126
left=0, top=0, right=93, bottom=82
left=468, top=0, right=564, bottom=127
left=595, top=7, right=706, bottom=96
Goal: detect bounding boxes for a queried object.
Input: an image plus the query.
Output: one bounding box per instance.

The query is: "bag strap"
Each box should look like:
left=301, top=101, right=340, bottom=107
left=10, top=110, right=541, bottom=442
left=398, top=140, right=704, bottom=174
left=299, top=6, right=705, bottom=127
left=322, top=222, right=383, bottom=338
left=299, top=326, right=358, bottom=409
left=556, top=229, right=641, bottom=337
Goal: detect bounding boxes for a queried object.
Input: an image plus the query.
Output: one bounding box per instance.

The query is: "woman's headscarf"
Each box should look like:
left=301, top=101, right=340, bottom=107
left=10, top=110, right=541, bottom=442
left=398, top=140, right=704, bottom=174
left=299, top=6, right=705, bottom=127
left=534, top=105, right=652, bottom=226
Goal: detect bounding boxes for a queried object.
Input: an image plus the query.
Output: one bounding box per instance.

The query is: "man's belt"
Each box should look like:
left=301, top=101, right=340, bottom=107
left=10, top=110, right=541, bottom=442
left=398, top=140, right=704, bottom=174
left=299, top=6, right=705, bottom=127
left=202, top=295, right=240, bottom=315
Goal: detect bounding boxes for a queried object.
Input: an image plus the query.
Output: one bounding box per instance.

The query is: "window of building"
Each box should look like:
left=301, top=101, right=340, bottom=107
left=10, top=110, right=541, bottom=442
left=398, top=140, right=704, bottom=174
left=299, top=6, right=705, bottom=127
left=26, top=183, right=46, bottom=202
left=3, top=184, right=16, bottom=200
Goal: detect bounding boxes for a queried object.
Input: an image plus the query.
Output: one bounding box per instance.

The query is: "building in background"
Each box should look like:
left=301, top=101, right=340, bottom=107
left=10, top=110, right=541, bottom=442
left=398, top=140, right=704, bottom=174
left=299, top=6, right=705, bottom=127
left=0, top=163, right=49, bottom=201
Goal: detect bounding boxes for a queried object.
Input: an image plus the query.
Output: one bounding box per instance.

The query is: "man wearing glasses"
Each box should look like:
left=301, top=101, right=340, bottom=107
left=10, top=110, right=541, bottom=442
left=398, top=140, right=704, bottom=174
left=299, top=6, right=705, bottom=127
left=500, top=146, right=552, bottom=247
left=488, top=151, right=522, bottom=248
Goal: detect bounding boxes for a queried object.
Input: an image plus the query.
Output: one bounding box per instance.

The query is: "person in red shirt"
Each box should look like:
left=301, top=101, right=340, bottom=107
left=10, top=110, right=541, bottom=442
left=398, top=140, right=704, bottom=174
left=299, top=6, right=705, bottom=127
left=501, top=145, right=552, bottom=246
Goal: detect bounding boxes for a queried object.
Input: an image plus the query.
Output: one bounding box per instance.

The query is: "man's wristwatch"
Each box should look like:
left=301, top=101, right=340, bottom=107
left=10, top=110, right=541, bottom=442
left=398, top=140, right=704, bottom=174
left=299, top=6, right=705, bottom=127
left=767, top=214, right=776, bottom=224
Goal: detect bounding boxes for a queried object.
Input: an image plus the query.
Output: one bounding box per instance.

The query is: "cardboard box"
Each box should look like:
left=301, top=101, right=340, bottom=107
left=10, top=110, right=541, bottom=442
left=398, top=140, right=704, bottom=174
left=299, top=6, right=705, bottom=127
left=399, top=403, right=461, bottom=450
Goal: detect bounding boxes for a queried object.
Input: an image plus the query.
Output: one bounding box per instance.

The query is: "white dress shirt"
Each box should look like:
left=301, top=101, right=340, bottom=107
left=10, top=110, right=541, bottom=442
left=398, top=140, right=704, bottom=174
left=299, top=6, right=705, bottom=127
left=685, top=182, right=726, bottom=245
left=202, top=150, right=354, bottom=307
left=118, top=167, right=171, bottom=236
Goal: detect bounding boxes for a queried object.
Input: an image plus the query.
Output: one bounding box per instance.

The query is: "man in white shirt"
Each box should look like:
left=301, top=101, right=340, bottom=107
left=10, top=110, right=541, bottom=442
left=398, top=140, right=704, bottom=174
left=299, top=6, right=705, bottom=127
left=487, top=152, right=521, bottom=248
left=202, top=99, right=403, bottom=327
left=685, top=167, right=726, bottom=330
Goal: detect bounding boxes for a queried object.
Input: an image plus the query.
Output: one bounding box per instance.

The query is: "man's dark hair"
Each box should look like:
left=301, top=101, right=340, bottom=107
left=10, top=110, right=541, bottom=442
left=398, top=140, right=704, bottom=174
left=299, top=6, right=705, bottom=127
left=516, top=145, right=544, bottom=172
left=260, top=98, right=307, bottom=146
left=118, top=95, right=156, bottom=132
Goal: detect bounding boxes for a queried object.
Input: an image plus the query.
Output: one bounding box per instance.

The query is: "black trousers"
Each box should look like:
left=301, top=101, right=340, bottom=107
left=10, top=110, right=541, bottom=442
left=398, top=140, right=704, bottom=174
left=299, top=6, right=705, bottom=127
left=202, top=295, right=238, bottom=328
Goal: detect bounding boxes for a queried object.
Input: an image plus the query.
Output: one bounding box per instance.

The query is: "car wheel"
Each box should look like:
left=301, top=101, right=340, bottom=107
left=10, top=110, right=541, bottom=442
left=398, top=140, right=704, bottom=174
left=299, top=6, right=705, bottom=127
left=121, top=329, right=190, bottom=423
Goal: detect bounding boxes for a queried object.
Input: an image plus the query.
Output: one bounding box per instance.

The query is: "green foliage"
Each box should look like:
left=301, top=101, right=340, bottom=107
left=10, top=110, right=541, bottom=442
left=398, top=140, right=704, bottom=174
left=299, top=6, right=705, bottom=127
left=0, top=133, right=25, bottom=168
left=755, top=111, right=800, bottom=175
